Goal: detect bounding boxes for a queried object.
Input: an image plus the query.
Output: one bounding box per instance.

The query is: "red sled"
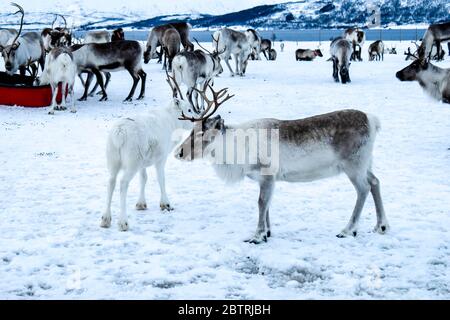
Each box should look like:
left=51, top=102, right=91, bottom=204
left=0, top=71, right=67, bottom=108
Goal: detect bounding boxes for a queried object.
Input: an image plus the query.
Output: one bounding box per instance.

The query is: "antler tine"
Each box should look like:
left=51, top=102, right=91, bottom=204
left=165, top=70, right=184, bottom=100
left=193, top=38, right=211, bottom=54
left=60, top=14, right=67, bottom=29
left=10, top=3, right=24, bottom=45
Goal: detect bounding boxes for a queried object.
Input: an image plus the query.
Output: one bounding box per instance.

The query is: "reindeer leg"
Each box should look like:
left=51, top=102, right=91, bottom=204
left=117, top=168, right=138, bottom=231
left=135, top=169, right=148, bottom=210
left=332, top=58, right=339, bottom=82
left=48, top=83, right=58, bottom=115
left=101, top=151, right=121, bottom=228
left=156, top=160, right=173, bottom=212
left=224, top=54, right=235, bottom=77
left=234, top=54, right=239, bottom=74
left=92, top=69, right=108, bottom=101
left=60, top=82, right=67, bottom=110
left=367, top=171, right=389, bottom=234
left=337, top=170, right=370, bottom=238
left=245, top=177, right=275, bottom=244
left=104, top=72, right=111, bottom=89
left=78, top=72, right=93, bottom=101
left=124, top=68, right=139, bottom=102
left=69, top=84, right=76, bottom=113
left=137, top=70, right=146, bottom=100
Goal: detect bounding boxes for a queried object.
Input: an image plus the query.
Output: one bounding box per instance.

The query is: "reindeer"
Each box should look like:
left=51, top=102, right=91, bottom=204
left=344, top=28, right=365, bottom=61
left=80, top=30, right=116, bottom=97
left=418, top=22, right=450, bottom=61
left=295, top=49, right=323, bottom=61
left=368, top=40, right=384, bottom=61
left=0, top=3, right=45, bottom=77
left=280, top=42, right=284, bottom=52
left=111, top=28, right=125, bottom=42
left=72, top=40, right=146, bottom=102
left=172, top=38, right=224, bottom=111
left=396, top=58, right=450, bottom=104
left=330, top=38, right=352, bottom=84
left=175, top=86, right=389, bottom=244
left=143, top=22, right=194, bottom=64
left=161, top=28, right=181, bottom=72
left=212, top=28, right=252, bottom=77
left=245, top=29, right=261, bottom=60
left=100, top=73, right=197, bottom=231
left=38, top=47, right=77, bottom=114
left=260, top=39, right=272, bottom=60
left=0, top=29, right=18, bottom=47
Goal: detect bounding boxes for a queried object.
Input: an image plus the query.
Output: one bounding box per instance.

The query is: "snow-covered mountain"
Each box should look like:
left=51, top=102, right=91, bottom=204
left=0, top=0, right=448, bottom=30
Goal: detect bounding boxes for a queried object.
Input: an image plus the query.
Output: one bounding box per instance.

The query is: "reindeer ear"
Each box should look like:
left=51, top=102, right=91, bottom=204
left=12, top=42, right=20, bottom=50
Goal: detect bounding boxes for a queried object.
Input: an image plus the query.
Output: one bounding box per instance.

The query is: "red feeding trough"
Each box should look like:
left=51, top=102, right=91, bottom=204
left=0, top=71, right=65, bottom=108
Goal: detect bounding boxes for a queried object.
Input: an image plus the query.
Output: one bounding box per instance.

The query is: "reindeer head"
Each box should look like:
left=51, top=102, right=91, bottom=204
left=165, top=71, right=200, bottom=122
left=195, top=37, right=225, bottom=77
left=111, top=28, right=125, bottom=42
left=1, top=3, right=24, bottom=75
left=174, top=80, right=234, bottom=161
left=314, top=49, right=323, bottom=57
left=396, top=58, right=429, bottom=82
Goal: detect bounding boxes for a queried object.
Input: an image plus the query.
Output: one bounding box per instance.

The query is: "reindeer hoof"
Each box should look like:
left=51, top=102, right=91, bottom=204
left=245, top=232, right=268, bottom=244
left=160, top=203, right=173, bottom=212
left=374, top=224, right=390, bottom=234
left=99, top=96, right=108, bottom=102
left=78, top=97, right=87, bottom=102
left=123, top=98, right=132, bottom=103
left=60, top=106, right=67, bottom=111
left=118, top=220, right=129, bottom=232
left=100, top=216, right=111, bottom=228
left=70, top=109, right=77, bottom=114
left=137, top=96, right=145, bottom=101
left=136, top=202, right=147, bottom=210
left=48, top=111, right=55, bottom=115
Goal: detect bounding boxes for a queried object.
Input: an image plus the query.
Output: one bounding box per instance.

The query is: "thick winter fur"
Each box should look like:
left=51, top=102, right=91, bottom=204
left=71, top=40, right=146, bottom=102
left=161, top=28, right=181, bottom=72
left=213, top=28, right=252, bottom=76
left=175, top=110, right=388, bottom=243
left=330, top=38, right=352, bottom=84
left=0, top=32, right=45, bottom=76
left=368, top=40, right=384, bottom=61
left=172, top=49, right=223, bottom=110
left=101, top=98, right=195, bottom=231
left=396, top=59, right=450, bottom=103
left=39, top=47, right=77, bottom=114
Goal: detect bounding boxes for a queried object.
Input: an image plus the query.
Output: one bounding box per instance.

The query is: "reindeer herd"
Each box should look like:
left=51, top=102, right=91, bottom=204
left=1, top=3, right=449, bottom=243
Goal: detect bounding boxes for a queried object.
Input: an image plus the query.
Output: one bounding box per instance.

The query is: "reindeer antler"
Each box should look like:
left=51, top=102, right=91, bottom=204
left=178, top=81, right=234, bottom=122
left=194, top=38, right=211, bottom=54
left=165, top=70, right=184, bottom=100
left=10, top=3, right=24, bottom=46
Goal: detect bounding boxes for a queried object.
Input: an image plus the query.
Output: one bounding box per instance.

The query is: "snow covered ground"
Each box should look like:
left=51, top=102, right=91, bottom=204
left=0, top=41, right=449, bottom=299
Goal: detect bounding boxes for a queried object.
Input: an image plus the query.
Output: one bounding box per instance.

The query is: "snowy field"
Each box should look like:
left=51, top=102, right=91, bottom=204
left=0, top=41, right=449, bottom=299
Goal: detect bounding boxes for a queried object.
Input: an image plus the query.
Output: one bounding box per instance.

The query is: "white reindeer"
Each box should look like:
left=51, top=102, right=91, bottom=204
left=100, top=73, right=197, bottom=231
left=39, top=47, right=77, bottom=114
